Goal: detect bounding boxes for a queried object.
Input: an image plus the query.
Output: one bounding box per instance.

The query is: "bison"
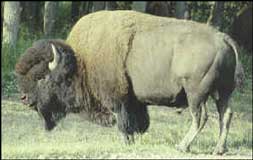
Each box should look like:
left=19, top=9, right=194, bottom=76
left=15, top=11, right=244, bottom=155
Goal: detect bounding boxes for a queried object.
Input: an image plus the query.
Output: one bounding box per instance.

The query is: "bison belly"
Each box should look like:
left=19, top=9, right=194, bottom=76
left=126, top=30, right=185, bottom=107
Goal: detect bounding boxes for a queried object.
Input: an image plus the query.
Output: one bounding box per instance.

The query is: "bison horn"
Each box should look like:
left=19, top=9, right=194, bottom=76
left=49, top=44, right=60, bottom=71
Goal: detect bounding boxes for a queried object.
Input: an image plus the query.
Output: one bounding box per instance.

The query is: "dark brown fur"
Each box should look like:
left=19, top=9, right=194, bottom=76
left=15, top=39, right=116, bottom=129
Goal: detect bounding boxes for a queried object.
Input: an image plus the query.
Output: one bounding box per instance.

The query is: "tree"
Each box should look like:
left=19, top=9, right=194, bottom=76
left=92, top=1, right=105, bottom=12
left=230, top=5, right=252, bottom=53
left=1, top=1, right=4, bottom=42
left=116, top=2, right=132, bottom=10
left=20, top=1, right=44, bottom=33
left=44, top=2, right=58, bottom=37
left=2, top=2, right=21, bottom=47
left=175, top=1, right=190, bottom=19
left=132, top=1, right=147, bottom=12
left=105, top=1, right=117, bottom=10
left=71, top=1, right=81, bottom=23
left=207, top=1, right=225, bottom=29
left=146, top=1, right=169, bottom=17
left=79, top=1, right=91, bottom=16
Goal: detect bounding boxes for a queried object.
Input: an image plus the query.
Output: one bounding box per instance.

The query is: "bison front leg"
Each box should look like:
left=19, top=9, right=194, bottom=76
left=176, top=95, right=208, bottom=152
left=116, top=100, right=150, bottom=145
left=91, top=110, right=116, bottom=127
left=116, top=104, right=135, bottom=145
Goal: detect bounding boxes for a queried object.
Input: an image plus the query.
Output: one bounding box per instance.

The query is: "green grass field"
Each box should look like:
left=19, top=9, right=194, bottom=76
left=2, top=82, right=252, bottom=159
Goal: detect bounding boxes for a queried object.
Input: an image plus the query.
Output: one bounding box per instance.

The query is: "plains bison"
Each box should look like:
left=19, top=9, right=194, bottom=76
left=15, top=11, right=244, bottom=155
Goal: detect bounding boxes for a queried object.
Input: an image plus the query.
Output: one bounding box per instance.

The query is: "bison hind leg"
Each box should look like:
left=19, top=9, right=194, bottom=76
left=116, top=98, right=150, bottom=144
left=212, top=89, right=233, bottom=155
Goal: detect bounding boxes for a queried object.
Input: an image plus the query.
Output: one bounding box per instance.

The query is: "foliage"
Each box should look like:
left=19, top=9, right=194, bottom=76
left=116, top=1, right=132, bottom=10
left=188, top=2, right=212, bottom=23
left=188, top=1, right=251, bottom=32
left=2, top=72, right=18, bottom=97
left=2, top=24, right=36, bottom=74
left=1, top=27, right=35, bottom=97
left=54, top=2, right=72, bottom=38
left=2, top=2, right=73, bottom=97
left=239, top=48, right=252, bottom=80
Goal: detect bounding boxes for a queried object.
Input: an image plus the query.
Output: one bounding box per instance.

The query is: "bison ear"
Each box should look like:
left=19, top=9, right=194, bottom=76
left=49, top=44, right=60, bottom=71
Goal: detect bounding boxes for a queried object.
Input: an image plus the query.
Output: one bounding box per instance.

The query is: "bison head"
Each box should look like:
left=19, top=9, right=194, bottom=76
left=15, top=40, right=77, bottom=130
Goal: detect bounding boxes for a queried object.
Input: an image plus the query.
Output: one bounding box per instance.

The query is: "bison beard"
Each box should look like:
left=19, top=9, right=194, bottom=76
left=36, top=79, right=68, bottom=131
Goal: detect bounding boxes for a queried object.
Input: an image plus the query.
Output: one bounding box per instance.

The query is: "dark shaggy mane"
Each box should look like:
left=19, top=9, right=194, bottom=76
left=70, top=50, right=117, bottom=127
left=15, top=39, right=65, bottom=76
left=15, top=38, right=116, bottom=127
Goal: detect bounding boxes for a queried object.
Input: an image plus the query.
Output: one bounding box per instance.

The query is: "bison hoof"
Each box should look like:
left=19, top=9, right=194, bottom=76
left=103, top=114, right=117, bottom=127
left=93, top=112, right=116, bottom=127
left=124, top=134, right=135, bottom=145
left=45, top=121, right=56, bottom=131
left=212, top=146, right=228, bottom=155
left=175, top=144, right=190, bottom=153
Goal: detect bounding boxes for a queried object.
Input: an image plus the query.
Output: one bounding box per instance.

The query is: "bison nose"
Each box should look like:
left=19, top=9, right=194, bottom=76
left=21, top=94, right=28, bottom=104
left=21, top=95, right=26, bottom=100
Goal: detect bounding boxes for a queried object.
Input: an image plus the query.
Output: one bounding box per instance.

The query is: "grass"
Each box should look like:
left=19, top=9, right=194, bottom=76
left=2, top=80, right=252, bottom=159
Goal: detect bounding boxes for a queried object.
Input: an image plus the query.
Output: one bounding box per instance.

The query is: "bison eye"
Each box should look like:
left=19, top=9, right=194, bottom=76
left=59, top=48, right=63, bottom=53
left=35, top=75, right=45, bottom=81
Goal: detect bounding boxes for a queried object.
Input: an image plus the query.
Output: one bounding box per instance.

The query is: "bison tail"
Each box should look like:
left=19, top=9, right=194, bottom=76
left=223, top=33, right=245, bottom=90
left=234, top=61, right=245, bottom=90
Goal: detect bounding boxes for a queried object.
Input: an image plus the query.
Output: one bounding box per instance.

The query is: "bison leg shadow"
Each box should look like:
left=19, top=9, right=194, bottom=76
left=116, top=98, right=150, bottom=144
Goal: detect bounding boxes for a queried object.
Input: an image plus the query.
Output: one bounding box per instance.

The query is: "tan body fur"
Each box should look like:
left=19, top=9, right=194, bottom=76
left=66, top=11, right=243, bottom=154
left=67, top=11, right=238, bottom=108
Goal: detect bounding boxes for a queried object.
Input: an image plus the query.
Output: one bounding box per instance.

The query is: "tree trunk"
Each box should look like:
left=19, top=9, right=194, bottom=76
left=105, top=1, right=117, bottom=10
left=20, top=1, right=43, bottom=33
left=80, top=1, right=89, bottom=16
left=230, top=5, right=252, bottom=53
left=2, top=2, right=21, bottom=47
left=71, top=1, right=81, bottom=23
left=207, top=1, right=225, bottom=29
left=1, top=1, right=4, bottom=42
left=80, top=1, right=93, bottom=16
left=175, top=1, right=190, bottom=19
left=92, top=1, right=105, bottom=12
left=44, top=2, right=58, bottom=37
left=146, top=1, right=169, bottom=17
left=88, top=1, right=93, bottom=13
left=132, top=1, right=147, bottom=13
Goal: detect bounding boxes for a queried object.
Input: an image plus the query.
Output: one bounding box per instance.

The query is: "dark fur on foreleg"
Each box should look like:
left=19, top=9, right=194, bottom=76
left=134, top=102, right=150, bottom=134
left=116, top=99, right=150, bottom=144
